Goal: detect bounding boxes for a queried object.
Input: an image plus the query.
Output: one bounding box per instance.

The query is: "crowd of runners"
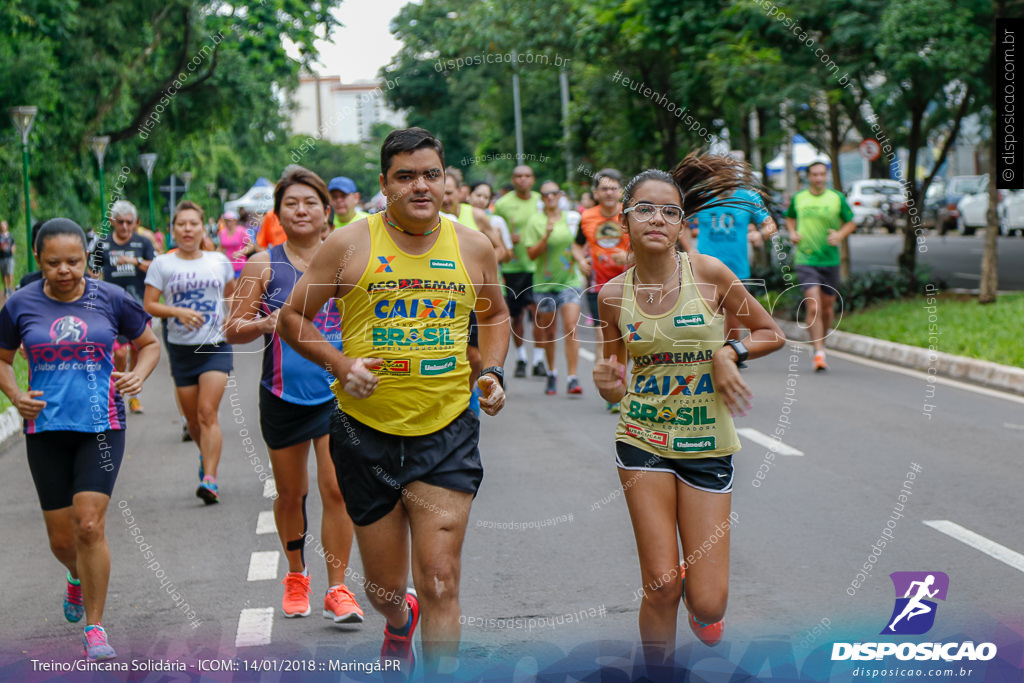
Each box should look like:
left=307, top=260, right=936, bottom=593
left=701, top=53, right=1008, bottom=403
left=1, top=124, right=868, bottom=678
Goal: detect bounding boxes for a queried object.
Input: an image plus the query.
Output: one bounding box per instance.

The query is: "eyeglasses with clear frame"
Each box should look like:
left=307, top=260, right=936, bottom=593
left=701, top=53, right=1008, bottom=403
left=622, top=203, right=684, bottom=224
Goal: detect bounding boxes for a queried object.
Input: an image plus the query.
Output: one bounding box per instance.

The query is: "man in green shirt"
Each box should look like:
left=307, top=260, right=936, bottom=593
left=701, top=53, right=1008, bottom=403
left=784, top=161, right=856, bottom=372
left=329, top=176, right=369, bottom=229
left=494, top=165, right=543, bottom=378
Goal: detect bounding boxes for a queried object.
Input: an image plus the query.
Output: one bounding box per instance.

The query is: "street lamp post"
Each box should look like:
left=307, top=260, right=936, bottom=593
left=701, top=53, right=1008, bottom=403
left=88, top=136, right=111, bottom=234
left=181, top=171, right=193, bottom=198
left=218, top=188, right=228, bottom=211
left=9, top=106, right=38, bottom=270
left=139, top=153, right=158, bottom=233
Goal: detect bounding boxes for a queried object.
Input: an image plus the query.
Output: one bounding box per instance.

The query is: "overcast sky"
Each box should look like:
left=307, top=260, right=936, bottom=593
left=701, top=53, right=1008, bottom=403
left=309, top=0, right=409, bottom=82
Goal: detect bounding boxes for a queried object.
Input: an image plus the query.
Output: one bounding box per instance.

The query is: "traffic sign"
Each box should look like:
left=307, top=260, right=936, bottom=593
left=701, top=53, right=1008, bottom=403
left=859, top=139, right=881, bottom=162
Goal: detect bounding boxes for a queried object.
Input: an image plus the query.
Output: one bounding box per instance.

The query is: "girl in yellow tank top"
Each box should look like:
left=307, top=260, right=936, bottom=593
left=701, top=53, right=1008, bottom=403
left=593, top=166, right=784, bottom=673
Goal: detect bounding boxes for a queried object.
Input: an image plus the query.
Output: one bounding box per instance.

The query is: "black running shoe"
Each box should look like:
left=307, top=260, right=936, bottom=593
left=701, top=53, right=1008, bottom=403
left=514, top=359, right=527, bottom=378
left=533, top=361, right=547, bottom=377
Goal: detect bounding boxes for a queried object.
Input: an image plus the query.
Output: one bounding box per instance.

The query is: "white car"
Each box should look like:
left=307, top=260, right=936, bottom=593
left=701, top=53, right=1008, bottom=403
left=998, top=190, right=1024, bottom=236
left=956, top=177, right=1008, bottom=235
left=846, top=179, right=906, bottom=230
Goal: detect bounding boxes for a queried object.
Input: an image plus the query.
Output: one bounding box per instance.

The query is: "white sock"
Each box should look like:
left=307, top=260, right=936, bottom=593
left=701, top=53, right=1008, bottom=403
left=568, top=374, right=577, bottom=382
left=548, top=368, right=558, bottom=378
left=533, top=348, right=545, bottom=364
left=516, top=345, right=527, bottom=362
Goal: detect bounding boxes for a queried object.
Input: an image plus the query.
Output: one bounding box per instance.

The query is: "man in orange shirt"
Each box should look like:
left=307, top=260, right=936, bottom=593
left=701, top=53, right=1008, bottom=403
left=256, top=209, right=287, bottom=248
left=571, top=168, right=630, bottom=412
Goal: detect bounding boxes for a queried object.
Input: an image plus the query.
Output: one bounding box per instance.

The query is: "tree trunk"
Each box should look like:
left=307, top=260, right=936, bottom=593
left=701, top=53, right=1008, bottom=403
left=827, top=100, right=851, bottom=283
left=979, top=1, right=1004, bottom=304
left=979, top=139, right=999, bottom=303
left=898, top=103, right=925, bottom=276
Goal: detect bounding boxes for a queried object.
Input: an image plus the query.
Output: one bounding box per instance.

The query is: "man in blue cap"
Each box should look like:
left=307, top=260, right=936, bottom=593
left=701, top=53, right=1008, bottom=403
left=329, top=177, right=370, bottom=229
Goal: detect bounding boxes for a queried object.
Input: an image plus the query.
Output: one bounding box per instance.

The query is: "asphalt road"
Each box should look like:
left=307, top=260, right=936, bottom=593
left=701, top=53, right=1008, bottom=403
left=0, top=327, right=1021, bottom=681
left=848, top=231, right=1024, bottom=290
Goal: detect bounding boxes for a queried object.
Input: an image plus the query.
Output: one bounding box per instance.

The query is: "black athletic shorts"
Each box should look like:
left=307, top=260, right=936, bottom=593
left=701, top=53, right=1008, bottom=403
left=795, top=265, right=840, bottom=295
left=166, top=342, right=234, bottom=387
left=259, top=385, right=334, bottom=450
left=329, top=408, right=483, bottom=526
left=26, top=430, right=127, bottom=510
left=503, top=271, right=534, bottom=319
left=615, top=441, right=733, bottom=493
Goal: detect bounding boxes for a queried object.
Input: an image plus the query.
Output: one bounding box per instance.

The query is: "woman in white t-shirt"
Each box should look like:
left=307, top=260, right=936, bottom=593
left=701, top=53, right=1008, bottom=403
left=144, top=201, right=236, bottom=504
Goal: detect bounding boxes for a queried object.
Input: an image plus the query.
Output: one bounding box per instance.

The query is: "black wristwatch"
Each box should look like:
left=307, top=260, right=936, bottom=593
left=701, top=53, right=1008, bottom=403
left=480, top=366, right=504, bottom=388
left=724, top=339, right=749, bottom=364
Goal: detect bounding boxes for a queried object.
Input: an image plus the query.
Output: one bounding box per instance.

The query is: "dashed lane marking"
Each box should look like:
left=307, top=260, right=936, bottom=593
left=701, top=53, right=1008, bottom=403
left=247, top=551, right=280, bottom=581
left=923, top=520, right=1024, bottom=574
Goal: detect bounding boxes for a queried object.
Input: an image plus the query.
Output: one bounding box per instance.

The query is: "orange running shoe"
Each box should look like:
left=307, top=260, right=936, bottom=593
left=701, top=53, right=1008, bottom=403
left=281, top=571, right=311, bottom=617
left=324, top=584, right=364, bottom=624
left=813, top=350, right=828, bottom=373
left=689, top=613, right=725, bottom=646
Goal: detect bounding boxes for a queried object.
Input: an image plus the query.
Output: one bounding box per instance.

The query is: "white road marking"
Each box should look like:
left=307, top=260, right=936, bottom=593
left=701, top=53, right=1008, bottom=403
left=263, top=478, right=277, bottom=499
left=952, top=272, right=982, bottom=280
left=736, top=427, right=804, bottom=456
left=1003, top=422, right=1024, bottom=430
left=813, top=346, right=1024, bottom=406
left=579, top=348, right=596, bottom=362
left=247, top=551, right=280, bottom=581
left=256, top=510, right=276, bottom=535
left=923, top=520, right=1024, bottom=574
left=235, top=607, right=275, bottom=648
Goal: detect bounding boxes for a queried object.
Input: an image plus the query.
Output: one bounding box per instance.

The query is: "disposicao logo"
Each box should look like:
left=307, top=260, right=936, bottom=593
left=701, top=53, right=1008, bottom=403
left=882, top=571, right=947, bottom=635
left=831, top=571, right=997, bottom=662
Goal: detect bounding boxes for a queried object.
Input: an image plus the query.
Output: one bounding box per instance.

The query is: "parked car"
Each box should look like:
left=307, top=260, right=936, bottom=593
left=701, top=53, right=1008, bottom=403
left=956, top=177, right=1008, bottom=235
left=937, top=175, right=985, bottom=234
left=998, top=190, right=1024, bottom=236
left=846, top=179, right=906, bottom=232
left=919, top=179, right=946, bottom=230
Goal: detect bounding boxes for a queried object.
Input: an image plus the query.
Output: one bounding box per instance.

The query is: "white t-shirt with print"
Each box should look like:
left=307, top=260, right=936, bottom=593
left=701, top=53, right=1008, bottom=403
left=145, top=251, right=234, bottom=345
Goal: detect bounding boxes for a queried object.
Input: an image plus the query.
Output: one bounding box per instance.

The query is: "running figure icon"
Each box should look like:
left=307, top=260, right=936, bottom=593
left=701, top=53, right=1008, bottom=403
left=888, top=575, right=939, bottom=631
left=882, top=571, right=949, bottom=635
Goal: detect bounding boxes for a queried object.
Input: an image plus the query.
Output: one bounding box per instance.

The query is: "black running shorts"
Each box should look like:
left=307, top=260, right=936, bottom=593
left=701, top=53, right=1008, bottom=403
left=503, top=271, right=534, bottom=319
left=259, top=385, right=333, bottom=450
left=26, top=430, right=127, bottom=510
left=615, top=441, right=733, bottom=493
left=329, top=408, right=483, bottom=526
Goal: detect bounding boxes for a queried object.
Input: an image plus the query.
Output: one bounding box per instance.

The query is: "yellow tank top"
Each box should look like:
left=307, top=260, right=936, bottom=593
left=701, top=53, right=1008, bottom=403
left=333, top=213, right=476, bottom=436
left=614, top=252, right=740, bottom=459
left=458, top=203, right=478, bottom=230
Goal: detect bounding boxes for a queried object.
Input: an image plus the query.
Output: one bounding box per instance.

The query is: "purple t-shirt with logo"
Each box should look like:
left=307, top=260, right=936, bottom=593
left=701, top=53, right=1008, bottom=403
left=0, top=278, right=150, bottom=433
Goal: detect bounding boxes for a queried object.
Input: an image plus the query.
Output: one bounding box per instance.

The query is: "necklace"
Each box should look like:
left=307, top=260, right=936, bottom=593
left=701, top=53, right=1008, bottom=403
left=384, top=211, right=441, bottom=237
left=634, top=252, right=682, bottom=304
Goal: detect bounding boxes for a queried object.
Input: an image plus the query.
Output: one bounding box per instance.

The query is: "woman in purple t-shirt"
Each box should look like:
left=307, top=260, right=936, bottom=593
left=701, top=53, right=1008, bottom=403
left=0, top=218, right=160, bottom=661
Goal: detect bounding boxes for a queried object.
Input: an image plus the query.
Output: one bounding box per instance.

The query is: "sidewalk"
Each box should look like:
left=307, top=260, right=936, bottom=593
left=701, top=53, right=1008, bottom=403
left=777, top=319, right=1024, bottom=396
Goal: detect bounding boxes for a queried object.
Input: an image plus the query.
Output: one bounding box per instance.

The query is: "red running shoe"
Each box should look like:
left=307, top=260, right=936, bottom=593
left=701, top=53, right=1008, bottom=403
left=381, top=590, right=419, bottom=681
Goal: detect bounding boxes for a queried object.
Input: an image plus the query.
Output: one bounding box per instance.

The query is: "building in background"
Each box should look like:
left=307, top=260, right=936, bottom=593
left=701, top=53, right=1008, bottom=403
left=292, top=74, right=406, bottom=144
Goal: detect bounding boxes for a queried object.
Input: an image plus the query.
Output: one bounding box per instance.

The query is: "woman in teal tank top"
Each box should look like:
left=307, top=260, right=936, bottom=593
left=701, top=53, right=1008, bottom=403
left=593, top=165, right=784, bottom=675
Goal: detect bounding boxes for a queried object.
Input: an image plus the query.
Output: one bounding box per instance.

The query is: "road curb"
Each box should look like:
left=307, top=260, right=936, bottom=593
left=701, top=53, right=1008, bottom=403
left=777, top=320, right=1024, bottom=396
left=0, top=406, right=22, bottom=457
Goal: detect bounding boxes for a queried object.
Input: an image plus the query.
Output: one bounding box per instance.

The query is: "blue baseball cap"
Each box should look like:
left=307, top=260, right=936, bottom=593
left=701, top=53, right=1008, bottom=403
left=328, top=176, right=357, bottom=194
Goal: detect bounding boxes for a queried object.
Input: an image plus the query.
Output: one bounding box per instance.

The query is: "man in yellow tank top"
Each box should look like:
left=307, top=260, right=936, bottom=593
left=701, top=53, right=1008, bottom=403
left=279, top=127, right=510, bottom=679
